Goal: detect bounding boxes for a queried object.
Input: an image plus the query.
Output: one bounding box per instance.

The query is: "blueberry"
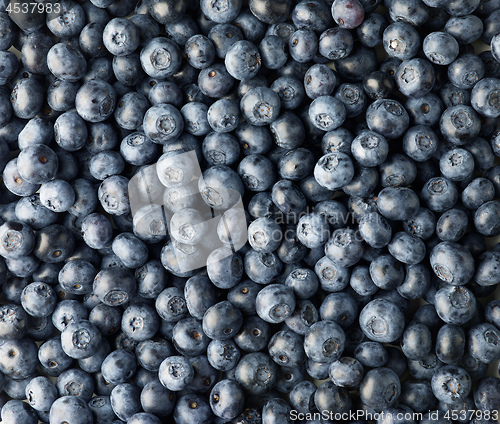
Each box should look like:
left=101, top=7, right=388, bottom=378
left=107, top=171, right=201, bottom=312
left=436, top=324, right=466, bottom=365
left=1, top=400, right=37, bottom=424
left=445, top=15, right=484, bottom=44
left=331, top=0, right=365, bottom=29
left=468, top=323, right=500, bottom=364
left=198, top=63, right=235, bottom=98
left=474, top=199, right=500, bottom=237
left=359, top=298, right=405, bottom=343
left=396, top=58, right=435, bottom=98
left=10, top=78, right=43, bottom=120
left=434, top=285, right=476, bottom=325
left=110, top=383, right=142, bottom=421
left=430, top=241, right=475, bottom=285
left=366, top=98, right=410, bottom=139
left=423, top=31, right=459, bottom=65
left=308, top=96, right=346, bottom=132
left=47, top=43, right=87, bottom=82
left=203, top=300, right=243, bottom=339
left=360, top=367, right=401, bottom=410
left=473, top=377, right=500, bottom=412
left=351, top=130, right=389, bottom=167
left=431, top=365, right=471, bottom=404
left=383, top=22, right=421, bottom=61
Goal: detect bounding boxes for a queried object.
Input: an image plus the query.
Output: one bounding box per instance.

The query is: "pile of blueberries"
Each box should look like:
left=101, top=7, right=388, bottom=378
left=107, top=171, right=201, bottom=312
left=1, top=0, right=500, bottom=422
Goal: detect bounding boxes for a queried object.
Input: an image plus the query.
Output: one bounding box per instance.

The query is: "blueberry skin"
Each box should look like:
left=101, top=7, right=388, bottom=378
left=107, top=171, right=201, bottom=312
left=369, top=254, right=404, bottom=291
left=198, top=63, right=235, bottom=99
left=359, top=299, right=405, bottom=343
left=0, top=304, right=28, bottom=340
left=388, top=231, right=426, bottom=265
left=402, top=125, right=439, bottom=162
left=271, top=179, right=306, bottom=217
left=324, top=228, right=364, bottom=268
left=400, top=321, right=432, bottom=361
left=121, top=303, right=159, bottom=342
left=430, top=242, right=475, bottom=285
left=20, top=282, right=57, bottom=317
left=110, top=383, right=141, bottom=421
left=61, top=319, right=101, bottom=360
left=474, top=200, right=500, bottom=237
left=473, top=376, right=500, bottom=412
left=120, top=132, right=160, bottom=166
left=421, top=177, right=459, bottom=213
left=434, top=285, right=476, bottom=325
left=315, top=255, right=351, bottom=292
left=356, top=12, right=385, bottom=48
left=208, top=24, right=243, bottom=59
left=81, top=212, right=113, bottom=250
left=199, top=165, right=244, bottom=210
left=396, top=58, right=435, bottom=99
left=155, top=286, right=188, bottom=322
left=255, top=284, right=296, bottom=324
left=440, top=105, right=481, bottom=145
left=0, top=337, right=38, bottom=380
left=93, top=266, right=137, bottom=307
left=270, top=111, right=306, bottom=149
left=55, top=368, right=94, bottom=402
left=203, top=300, right=243, bottom=340
left=318, top=27, right=353, bottom=61
left=289, top=380, right=316, bottom=413
left=268, top=329, right=305, bottom=367
left=405, top=93, right=443, bottom=127
left=351, top=130, right=389, bottom=167
left=431, top=365, right=471, bottom=404
left=471, top=77, right=500, bottom=118
left=296, top=213, right=330, bottom=249
left=234, top=352, right=278, bottom=394
left=337, top=83, right=368, bottom=118
left=2, top=158, right=40, bottom=197
left=247, top=217, right=282, bottom=253
left=54, top=111, right=88, bottom=152
left=259, top=35, right=287, bottom=70
left=358, top=212, right=392, bottom=248
left=101, top=349, right=137, bottom=385
left=173, top=393, right=213, bottom=424
left=366, top=98, right=409, bottom=139
left=112, top=232, right=148, bottom=269
left=321, top=127, right=353, bottom=155
left=10, top=78, right=42, bottom=120
left=304, top=64, right=336, bottom=100
left=423, top=31, right=459, bottom=65
left=207, top=99, right=240, bottom=134
left=270, top=76, right=305, bottom=111
left=98, top=175, right=130, bottom=216
left=182, top=274, right=216, bottom=320
left=47, top=43, right=87, bottom=82
left=314, top=152, right=354, bottom=190
left=140, top=37, right=182, bottom=79
left=360, top=367, right=401, bottom=410
left=383, top=22, right=421, bottom=61
left=468, top=323, right=500, bottom=364
left=75, top=79, right=116, bottom=123
left=376, top=187, right=420, bottom=221
left=241, top=86, right=281, bottom=127
left=209, top=379, right=244, bottom=420
left=354, top=341, right=388, bottom=368
left=436, top=324, right=466, bottom=365
left=475, top=251, right=500, bottom=287
left=303, top=320, right=345, bottom=363
left=195, top=109, right=230, bottom=141
left=308, top=96, right=346, bottom=132
left=0, top=220, right=35, bottom=259
left=0, top=399, right=36, bottom=424
left=435, top=209, right=468, bottom=242
left=445, top=15, right=484, bottom=44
